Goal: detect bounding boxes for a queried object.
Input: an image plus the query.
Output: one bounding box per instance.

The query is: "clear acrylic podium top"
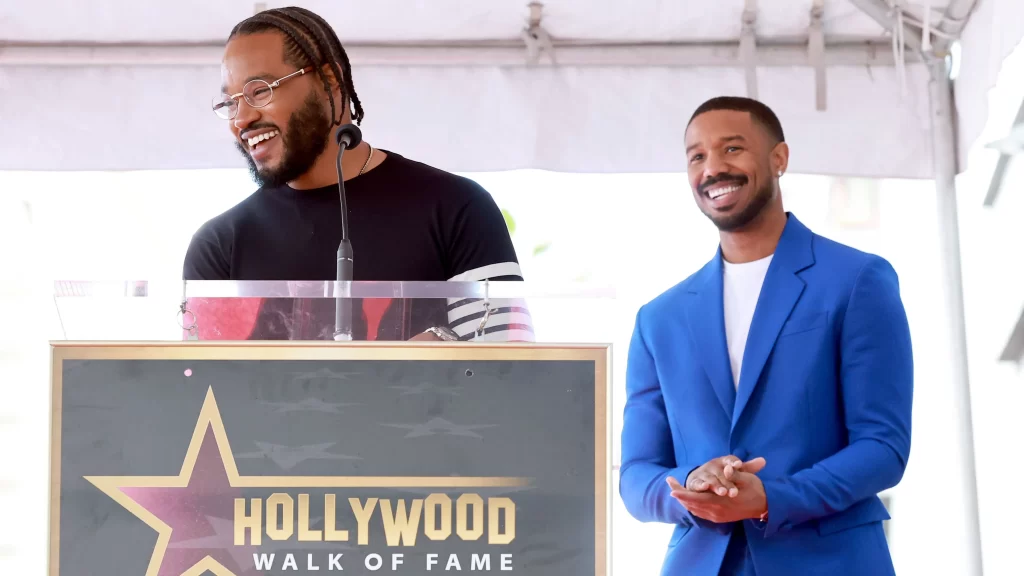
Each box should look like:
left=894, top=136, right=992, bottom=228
left=52, top=280, right=618, bottom=343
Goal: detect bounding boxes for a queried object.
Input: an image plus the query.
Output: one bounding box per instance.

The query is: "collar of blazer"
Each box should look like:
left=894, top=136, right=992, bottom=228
left=685, top=212, right=816, bottom=429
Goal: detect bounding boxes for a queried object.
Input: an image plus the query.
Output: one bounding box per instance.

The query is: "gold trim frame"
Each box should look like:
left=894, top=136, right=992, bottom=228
left=49, top=341, right=612, bottom=576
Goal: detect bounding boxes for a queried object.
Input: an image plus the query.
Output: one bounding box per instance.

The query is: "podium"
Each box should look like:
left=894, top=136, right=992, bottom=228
left=48, top=280, right=614, bottom=576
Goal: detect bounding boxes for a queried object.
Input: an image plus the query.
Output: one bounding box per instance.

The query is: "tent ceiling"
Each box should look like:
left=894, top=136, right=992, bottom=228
left=4, top=1, right=916, bottom=43
left=1, top=0, right=1019, bottom=180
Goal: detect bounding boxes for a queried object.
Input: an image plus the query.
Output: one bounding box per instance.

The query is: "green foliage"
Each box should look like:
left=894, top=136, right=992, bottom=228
left=501, top=206, right=553, bottom=262
left=500, top=208, right=516, bottom=237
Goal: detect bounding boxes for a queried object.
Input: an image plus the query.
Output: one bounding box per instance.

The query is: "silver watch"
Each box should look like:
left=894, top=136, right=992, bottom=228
left=425, top=326, right=460, bottom=341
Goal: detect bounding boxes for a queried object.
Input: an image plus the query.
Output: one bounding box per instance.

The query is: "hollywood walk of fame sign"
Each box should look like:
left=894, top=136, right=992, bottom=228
left=48, top=342, right=610, bottom=575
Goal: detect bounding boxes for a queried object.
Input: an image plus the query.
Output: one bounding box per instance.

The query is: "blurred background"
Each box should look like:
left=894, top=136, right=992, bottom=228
left=2, top=1, right=1024, bottom=574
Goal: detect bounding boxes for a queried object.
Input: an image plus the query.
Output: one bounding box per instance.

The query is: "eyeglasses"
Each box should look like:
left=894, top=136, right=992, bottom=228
left=212, top=67, right=312, bottom=120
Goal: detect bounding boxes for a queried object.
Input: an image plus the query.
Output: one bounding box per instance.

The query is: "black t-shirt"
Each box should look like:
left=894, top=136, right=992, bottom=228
left=182, top=151, right=528, bottom=341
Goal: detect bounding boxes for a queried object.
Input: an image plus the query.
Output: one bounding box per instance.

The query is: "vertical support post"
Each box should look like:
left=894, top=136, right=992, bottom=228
left=740, top=0, right=758, bottom=99
left=809, top=0, right=827, bottom=110
left=928, top=55, right=984, bottom=576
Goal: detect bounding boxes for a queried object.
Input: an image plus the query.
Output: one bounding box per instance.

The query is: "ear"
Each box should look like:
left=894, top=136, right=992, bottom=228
left=319, top=62, right=345, bottom=91
left=317, top=62, right=350, bottom=122
left=771, top=141, right=790, bottom=178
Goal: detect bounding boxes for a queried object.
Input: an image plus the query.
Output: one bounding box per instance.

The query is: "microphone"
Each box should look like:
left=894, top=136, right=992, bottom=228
left=332, top=123, right=362, bottom=342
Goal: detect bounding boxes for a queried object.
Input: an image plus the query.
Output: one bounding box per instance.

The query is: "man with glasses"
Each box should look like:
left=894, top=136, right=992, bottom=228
left=184, top=6, right=532, bottom=342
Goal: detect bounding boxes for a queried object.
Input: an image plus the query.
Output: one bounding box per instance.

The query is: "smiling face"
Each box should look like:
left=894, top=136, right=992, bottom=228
left=684, top=109, right=788, bottom=232
left=220, top=31, right=333, bottom=188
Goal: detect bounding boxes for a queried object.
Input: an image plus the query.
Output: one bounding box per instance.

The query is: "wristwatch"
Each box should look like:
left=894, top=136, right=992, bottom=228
left=424, top=326, right=460, bottom=341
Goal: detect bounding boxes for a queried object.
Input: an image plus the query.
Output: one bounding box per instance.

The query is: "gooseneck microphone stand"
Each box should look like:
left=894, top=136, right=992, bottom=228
left=332, top=123, right=362, bottom=341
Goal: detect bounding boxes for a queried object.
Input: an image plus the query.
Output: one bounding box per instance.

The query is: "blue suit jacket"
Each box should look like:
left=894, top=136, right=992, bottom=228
left=619, top=214, right=912, bottom=576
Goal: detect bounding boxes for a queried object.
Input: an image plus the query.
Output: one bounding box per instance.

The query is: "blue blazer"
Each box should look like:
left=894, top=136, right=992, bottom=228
left=619, top=214, right=912, bottom=576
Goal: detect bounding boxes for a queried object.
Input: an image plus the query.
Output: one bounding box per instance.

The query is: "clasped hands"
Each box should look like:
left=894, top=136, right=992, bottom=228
left=666, top=455, right=768, bottom=524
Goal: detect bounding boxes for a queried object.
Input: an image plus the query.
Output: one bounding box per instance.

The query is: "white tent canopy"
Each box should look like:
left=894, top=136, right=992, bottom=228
left=0, top=0, right=1021, bottom=178
left=2, top=3, right=1023, bottom=576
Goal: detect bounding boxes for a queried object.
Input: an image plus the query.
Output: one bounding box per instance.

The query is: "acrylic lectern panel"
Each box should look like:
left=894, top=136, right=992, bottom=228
left=52, top=281, right=618, bottom=343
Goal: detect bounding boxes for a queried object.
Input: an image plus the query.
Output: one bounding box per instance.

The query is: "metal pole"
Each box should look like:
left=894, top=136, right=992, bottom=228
left=0, top=40, right=913, bottom=68
left=927, top=55, right=984, bottom=576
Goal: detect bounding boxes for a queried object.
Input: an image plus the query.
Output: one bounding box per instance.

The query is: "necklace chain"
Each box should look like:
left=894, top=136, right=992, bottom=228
left=358, top=146, right=374, bottom=176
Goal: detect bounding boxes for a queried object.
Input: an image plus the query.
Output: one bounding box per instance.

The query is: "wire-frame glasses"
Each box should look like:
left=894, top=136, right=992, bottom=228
left=212, top=67, right=312, bottom=120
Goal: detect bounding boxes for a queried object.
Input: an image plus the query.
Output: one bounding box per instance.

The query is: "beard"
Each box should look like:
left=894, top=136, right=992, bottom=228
left=236, top=92, right=332, bottom=188
left=700, top=175, right=775, bottom=232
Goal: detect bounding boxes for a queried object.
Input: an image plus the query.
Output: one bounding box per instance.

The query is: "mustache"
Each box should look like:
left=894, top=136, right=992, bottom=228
left=239, top=123, right=281, bottom=141
left=698, top=174, right=747, bottom=195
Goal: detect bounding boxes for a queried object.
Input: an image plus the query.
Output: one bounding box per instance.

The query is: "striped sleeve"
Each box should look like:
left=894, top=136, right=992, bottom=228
left=446, top=263, right=535, bottom=342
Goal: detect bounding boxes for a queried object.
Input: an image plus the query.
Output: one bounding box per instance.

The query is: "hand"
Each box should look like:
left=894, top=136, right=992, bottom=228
left=669, top=469, right=767, bottom=523
left=409, top=326, right=459, bottom=342
left=667, top=455, right=766, bottom=498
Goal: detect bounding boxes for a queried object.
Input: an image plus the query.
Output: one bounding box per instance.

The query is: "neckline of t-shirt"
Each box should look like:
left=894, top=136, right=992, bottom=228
left=270, top=149, right=399, bottom=197
left=722, top=253, right=774, bottom=271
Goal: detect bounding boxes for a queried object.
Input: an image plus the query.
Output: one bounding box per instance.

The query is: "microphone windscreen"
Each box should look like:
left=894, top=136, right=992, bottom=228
left=334, top=124, right=362, bottom=150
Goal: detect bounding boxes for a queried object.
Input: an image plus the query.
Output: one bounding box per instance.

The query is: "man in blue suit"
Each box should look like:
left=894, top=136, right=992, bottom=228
left=619, top=96, right=913, bottom=575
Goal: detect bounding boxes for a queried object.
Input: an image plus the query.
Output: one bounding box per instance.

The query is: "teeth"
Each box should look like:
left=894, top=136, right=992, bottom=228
left=247, top=130, right=279, bottom=148
left=708, top=185, right=740, bottom=199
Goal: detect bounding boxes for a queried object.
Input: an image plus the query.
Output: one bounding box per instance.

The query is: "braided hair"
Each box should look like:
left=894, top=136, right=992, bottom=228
left=230, top=6, right=364, bottom=126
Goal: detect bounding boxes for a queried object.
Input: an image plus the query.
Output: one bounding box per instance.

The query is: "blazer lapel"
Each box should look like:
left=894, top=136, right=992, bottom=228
left=686, top=252, right=736, bottom=418
left=731, top=214, right=815, bottom=431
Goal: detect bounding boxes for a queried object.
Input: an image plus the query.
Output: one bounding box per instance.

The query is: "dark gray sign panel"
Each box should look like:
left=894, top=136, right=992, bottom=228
left=49, top=343, right=610, bottom=576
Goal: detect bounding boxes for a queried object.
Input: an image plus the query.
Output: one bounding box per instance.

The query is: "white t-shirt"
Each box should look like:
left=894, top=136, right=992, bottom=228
left=722, top=254, right=773, bottom=389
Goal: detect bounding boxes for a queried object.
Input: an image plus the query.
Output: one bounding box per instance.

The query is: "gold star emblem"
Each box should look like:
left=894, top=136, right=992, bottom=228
left=85, top=387, right=529, bottom=576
